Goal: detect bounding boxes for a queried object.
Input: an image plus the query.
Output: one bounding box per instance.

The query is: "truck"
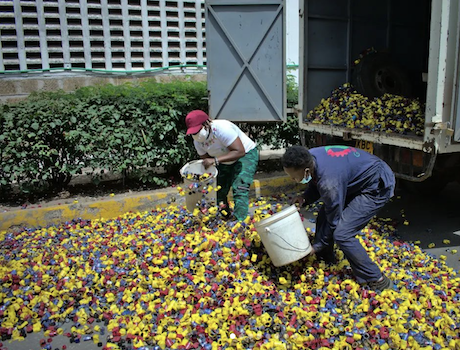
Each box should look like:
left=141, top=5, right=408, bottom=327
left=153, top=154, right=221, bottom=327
left=205, top=0, right=460, bottom=193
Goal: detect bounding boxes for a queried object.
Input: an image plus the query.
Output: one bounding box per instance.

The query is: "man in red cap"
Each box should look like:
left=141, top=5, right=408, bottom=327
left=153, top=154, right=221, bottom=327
left=185, top=110, right=258, bottom=221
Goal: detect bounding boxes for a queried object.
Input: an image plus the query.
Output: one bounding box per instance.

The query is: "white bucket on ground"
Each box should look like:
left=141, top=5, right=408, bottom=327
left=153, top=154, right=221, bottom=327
left=180, top=160, right=218, bottom=212
left=255, top=205, right=312, bottom=267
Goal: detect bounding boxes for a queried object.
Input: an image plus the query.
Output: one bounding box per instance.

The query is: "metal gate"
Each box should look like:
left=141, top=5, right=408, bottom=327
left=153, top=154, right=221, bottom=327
left=205, top=0, right=285, bottom=122
left=455, top=29, right=460, bottom=142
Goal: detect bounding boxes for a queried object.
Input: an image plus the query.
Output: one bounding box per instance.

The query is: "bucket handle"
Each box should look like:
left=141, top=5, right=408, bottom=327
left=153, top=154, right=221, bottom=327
left=180, top=160, right=204, bottom=177
left=180, top=159, right=218, bottom=177
left=265, top=227, right=311, bottom=252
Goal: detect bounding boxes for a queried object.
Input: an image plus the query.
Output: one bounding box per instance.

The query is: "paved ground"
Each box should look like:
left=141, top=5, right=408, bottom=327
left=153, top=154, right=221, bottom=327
left=2, top=327, right=102, bottom=350
left=384, top=181, right=460, bottom=271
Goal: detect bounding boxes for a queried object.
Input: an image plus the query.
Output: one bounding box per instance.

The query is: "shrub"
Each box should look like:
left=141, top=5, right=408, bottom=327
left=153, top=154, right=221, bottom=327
left=0, top=92, right=85, bottom=193
left=67, top=80, right=208, bottom=187
left=0, top=77, right=299, bottom=199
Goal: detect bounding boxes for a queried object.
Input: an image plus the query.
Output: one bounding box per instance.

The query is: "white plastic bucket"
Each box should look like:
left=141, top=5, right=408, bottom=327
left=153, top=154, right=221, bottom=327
left=255, top=205, right=312, bottom=267
left=180, top=160, right=218, bottom=212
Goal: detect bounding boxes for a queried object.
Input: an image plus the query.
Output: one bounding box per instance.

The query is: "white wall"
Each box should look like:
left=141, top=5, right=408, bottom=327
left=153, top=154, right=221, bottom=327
left=0, top=0, right=206, bottom=72
left=2, top=0, right=299, bottom=84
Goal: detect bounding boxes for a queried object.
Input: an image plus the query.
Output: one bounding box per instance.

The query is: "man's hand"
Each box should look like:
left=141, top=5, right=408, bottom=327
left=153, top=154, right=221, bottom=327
left=309, top=247, right=316, bottom=256
left=291, top=195, right=306, bottom=207
left=202, top=157, right=215, bottom=169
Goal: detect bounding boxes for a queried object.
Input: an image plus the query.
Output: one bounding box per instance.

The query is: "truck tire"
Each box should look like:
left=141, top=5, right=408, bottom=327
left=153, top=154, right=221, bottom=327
left=352, top=52, right=412, bottom=98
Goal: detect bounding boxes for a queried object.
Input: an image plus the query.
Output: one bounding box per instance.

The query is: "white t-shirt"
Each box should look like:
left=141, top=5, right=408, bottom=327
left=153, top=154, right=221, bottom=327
left=194, top=120, right=256, bottom=165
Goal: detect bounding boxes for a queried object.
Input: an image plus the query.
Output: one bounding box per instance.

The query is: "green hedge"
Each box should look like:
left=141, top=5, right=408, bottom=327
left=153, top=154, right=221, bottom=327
left=0, top=77, right=299, bottom=197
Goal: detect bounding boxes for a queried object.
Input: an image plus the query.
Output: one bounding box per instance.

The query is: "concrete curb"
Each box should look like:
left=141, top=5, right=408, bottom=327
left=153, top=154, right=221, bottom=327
left=0, top=175, right=302, bottom=231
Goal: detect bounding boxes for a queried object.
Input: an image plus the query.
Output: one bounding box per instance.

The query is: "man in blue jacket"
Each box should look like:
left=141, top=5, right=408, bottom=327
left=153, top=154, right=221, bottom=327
left=281, top=145, right=395, bottom=291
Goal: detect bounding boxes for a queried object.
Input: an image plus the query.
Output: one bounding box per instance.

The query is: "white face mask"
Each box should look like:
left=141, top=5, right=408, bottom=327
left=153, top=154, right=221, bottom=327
left=192, top=127, right=209, bottom=143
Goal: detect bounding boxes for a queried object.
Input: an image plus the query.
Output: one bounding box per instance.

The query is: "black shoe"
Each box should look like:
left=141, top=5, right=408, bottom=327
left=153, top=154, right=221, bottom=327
left=316, top=252, right=337, bottom=265
left=367, top=275, right=393, bottom=292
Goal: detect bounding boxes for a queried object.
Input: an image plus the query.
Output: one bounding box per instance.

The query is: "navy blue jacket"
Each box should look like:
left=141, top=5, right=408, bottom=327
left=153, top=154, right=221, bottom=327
left=303, top=146, right=395, bottom=232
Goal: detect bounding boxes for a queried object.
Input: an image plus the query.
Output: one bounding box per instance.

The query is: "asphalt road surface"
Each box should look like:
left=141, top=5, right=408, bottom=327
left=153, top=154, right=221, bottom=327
left=383, top=180, right=460, bottom=271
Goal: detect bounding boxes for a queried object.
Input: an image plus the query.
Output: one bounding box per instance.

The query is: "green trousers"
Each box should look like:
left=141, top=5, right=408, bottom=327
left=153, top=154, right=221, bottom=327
left=216, top=148, right=259, bottom=221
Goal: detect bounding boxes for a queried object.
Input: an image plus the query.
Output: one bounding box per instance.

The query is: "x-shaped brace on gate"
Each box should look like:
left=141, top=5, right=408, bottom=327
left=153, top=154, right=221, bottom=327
left=207, top=3, right=283, bottom=120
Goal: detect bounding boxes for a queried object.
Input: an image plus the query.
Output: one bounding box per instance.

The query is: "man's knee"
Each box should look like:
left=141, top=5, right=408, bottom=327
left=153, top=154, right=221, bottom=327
left=333, top=229, right=359, bottom=246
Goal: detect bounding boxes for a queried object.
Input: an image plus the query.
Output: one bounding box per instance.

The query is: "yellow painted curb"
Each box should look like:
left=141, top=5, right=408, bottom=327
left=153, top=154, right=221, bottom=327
left=1, top=190, right=174, bottom=231
left=1, top=175, right=302, bottom=231
left=258, top=176, right=301, bottom=192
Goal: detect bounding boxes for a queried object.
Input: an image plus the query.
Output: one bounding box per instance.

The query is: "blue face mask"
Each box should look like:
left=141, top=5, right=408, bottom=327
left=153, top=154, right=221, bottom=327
left=299, top=174, right=312, bottom=184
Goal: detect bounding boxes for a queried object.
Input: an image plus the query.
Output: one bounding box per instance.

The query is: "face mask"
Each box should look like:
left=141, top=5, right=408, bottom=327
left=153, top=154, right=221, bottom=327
left=299, top=169, right=312, bottom=184
left=192, top=127, right=209, bottom=143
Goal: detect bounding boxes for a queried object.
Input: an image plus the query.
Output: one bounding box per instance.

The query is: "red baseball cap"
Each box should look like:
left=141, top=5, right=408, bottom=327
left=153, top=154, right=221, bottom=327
left=185, top=110, right=209, bottom=135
